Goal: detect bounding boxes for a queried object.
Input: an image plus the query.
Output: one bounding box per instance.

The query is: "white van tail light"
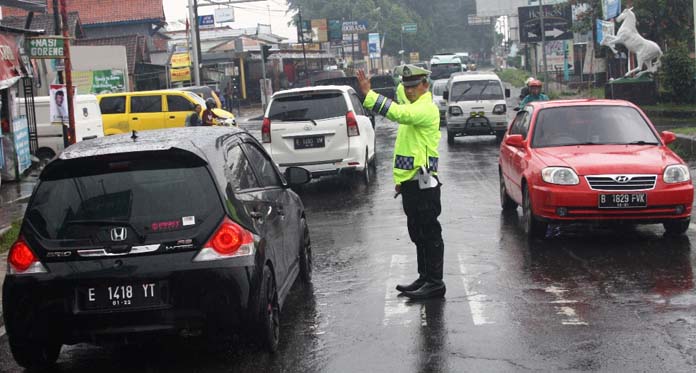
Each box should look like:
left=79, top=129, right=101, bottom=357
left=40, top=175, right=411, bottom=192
left=346, top=111, right=360, bottom=137
left=262, top=117, right=271, bottom=143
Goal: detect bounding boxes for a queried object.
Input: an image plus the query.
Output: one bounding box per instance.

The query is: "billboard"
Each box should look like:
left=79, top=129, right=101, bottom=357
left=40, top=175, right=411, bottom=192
left=72, top=69, right=126, bottom=94
left=311, top=19, right=328, bottom=43
left=602, top=0, right=621, bottom=20
left=342, top=21, right=369, bottom=34
left=368, top=33, right=380, bottom=59
left=328, top=19, right=342, bottom=42
left=475, top=0, right=527, bottom=17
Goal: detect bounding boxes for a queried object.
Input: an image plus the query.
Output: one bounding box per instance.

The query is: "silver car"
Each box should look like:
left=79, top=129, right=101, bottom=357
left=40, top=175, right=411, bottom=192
left=431, top=79, right=449, bottom=127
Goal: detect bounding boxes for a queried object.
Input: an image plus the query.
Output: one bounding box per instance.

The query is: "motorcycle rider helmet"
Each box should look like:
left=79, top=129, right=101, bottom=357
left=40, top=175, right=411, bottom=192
left=528, top=79, right=543, bottom=88
left=205, top=98, right=216, bottom=109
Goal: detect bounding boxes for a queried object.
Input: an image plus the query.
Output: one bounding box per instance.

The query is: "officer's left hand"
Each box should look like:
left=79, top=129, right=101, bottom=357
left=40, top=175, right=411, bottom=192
left=357, top=70, right=371, bottom=97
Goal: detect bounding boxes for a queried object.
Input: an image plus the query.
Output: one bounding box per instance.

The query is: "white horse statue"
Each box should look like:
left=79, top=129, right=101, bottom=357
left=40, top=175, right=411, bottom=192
left=601, top=7, right=663, bottom=78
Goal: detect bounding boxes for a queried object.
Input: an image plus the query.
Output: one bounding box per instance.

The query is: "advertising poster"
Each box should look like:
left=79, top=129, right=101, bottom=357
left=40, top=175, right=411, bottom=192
left=171, top=67, right=192, bottom=82
left=368, top=33, right=381, bottom=59
left=171, top=53, right=191, bottom=68
left=50, top=84, right=68, bottom=124
left=298, top=20, right=312, bottom=42
left=602, top=0, right=621, bottom=20
left=12, top=116, right=30, bottom=174
left=73, top=70, right=126, bottom=94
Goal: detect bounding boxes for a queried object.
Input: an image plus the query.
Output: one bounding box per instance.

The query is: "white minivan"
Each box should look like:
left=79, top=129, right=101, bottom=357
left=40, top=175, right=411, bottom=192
left=443, top=73, right=510, bottom=144
left=262, top=85, right=376, bottom=184
left=17, top=95, right=104, bottom=161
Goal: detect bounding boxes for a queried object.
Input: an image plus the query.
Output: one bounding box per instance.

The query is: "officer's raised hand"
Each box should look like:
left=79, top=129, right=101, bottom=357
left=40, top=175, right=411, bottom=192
left=357, top=70, right=371, bottom=97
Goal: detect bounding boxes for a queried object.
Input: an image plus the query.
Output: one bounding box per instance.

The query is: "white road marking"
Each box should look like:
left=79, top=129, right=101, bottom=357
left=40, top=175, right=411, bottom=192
left=0, top=325, right=5, bottom=338
left=458, top=254, right=494, bottom=326
left=544, top=286, right=588, bottom=326
left=383, top=254, right=413, bottom=326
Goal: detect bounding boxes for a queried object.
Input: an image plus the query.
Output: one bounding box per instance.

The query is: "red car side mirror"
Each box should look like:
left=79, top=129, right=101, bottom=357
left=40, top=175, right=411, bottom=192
left=661, top=131, right=677, bottom=145
left=505, top=134, right=525, bottom=148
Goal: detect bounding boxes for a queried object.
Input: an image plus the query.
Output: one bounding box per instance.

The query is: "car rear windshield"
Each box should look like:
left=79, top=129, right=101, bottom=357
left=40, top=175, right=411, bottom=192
left=27, top=151, right=223, bottom=241
left=449, top=80, right=503, bottom=101
left=531, top=106, right=659, bottom=148
left=432, top=80, right=448, bottom=96
left=431, top=63, right=461, bottom=79
left=269, top=92, right=348, bottom=121
left=370, top=76, right=395, bottom=88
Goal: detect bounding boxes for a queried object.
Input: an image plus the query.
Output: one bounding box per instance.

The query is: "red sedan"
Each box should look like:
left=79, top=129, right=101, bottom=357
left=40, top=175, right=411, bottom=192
left=499, top=99, right=694, bottom=239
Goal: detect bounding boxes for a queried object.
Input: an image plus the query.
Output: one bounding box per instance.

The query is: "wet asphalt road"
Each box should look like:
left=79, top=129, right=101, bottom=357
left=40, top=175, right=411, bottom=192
left=3, top=110, right=696, bottom=372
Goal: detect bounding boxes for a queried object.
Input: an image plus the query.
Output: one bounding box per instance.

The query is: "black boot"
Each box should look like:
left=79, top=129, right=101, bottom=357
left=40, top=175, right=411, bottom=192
left=402, top=281, right=446, bottom=299
left=396, top=277, right=426, bottom=292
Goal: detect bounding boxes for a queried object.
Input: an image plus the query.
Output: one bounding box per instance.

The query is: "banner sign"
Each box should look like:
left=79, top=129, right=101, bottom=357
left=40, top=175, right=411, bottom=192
left=171, top=53, right=191, bottom=68
left=49, top=84, right=68, bottom=123
left=0, top=34, right=25, bottom=90
left=198, top=14, right=215, bottom=28
left=368, top=33, right=380, bottom=58
left=596, top=19, right=615, bottom=45
left=171, top=67, right=191, bottom=82
left=298, top=20, right=312, bottom=42
left=214, top=8, right=235, bottom=23
left=73, top=69, right=126, bottom=94
left=12, top=116, right=30, bottom=174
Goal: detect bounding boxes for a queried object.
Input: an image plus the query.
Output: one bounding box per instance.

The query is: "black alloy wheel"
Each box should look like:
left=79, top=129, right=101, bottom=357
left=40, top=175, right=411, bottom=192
left=500, top=171, right=517, bottom=211
left=523, top=185, right=547, bottom=239
left=258, top=265, right=280, bottom=352
left=299, top=217, right=313, bottom=283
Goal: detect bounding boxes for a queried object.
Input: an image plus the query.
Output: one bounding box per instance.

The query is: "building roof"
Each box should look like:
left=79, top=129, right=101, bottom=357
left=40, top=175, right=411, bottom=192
left=0, top=11, right=84, bottom=38
left=74, top=35, right=148, bottom=74
left=2, top=0, right=165, bottom=26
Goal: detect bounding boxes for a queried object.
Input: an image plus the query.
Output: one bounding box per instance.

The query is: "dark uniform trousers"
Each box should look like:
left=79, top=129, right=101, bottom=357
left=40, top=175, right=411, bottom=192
left=400, top=179, right=444, bottom=285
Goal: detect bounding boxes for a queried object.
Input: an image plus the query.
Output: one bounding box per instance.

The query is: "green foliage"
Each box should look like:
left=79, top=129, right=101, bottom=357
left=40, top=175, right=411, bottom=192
left=0, top=220, right=21, bottom=254
left=286, top=0, right=495, bottom=59
left=496, top=68, right=529, bottom=88
left=660, top=42, right=696, bottom=103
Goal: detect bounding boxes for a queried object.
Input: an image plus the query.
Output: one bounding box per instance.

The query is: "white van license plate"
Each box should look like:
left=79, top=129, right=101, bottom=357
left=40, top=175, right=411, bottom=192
left=294, top=136, right=325, bottom=149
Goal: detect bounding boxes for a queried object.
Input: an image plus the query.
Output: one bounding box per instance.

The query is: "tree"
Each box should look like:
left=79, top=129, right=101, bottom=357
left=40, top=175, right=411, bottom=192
left=661, top=42, right=695, bottom=103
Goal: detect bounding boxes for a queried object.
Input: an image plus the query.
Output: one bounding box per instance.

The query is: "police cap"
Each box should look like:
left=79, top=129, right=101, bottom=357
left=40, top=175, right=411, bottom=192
left=395, top=64, right=431, bottom=87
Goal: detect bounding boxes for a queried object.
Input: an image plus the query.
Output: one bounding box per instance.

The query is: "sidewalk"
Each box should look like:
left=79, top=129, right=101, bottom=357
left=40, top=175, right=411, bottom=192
left=0, top=175, right=37, bottom=233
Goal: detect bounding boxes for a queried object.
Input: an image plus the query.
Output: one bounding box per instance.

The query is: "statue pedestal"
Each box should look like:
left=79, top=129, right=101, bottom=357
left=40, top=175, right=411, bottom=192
left=605, top=76, right=657, bottom=105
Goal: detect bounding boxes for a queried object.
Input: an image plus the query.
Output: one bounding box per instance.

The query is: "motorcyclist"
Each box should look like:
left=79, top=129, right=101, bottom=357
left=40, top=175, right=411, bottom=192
left=519, top=77, right=534, bottom=101
left=201, top=98, right=220, bottom=126
left=518, top=79, right=549, bottom=109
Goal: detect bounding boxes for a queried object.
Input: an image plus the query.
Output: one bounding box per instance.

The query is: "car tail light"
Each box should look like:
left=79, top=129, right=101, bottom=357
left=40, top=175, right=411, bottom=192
left=193, top=217, right=255, bottom=262
left=262, top=117, right=271, bottom=143
left=8, top=237, right=47, bottom=275
left=346, top=111, right=360, bottom=137
left=493, top=104, right=507, bottom=115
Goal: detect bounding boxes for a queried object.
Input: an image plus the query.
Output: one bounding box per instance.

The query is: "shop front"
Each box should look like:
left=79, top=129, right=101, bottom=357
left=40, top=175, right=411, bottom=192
left=0, top=26, right=39, bottom=183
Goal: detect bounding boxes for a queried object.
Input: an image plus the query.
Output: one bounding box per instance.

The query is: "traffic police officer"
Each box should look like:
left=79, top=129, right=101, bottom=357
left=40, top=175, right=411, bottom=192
left=357, top=65, right=446, bottom=299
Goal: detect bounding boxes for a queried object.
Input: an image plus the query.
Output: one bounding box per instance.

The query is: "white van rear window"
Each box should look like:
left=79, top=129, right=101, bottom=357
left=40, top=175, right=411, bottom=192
left=450, top=80, right=503, bottom=101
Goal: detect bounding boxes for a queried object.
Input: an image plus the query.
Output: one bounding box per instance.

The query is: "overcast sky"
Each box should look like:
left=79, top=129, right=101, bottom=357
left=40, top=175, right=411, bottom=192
left=163, top=0, right=297, bottom=41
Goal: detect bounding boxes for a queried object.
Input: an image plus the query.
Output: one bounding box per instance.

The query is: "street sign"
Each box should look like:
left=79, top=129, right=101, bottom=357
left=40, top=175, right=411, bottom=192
left=171, top=53, right=190, bottom=68
left=518, top=4, right=573, bottom=43
left=409, top=52, right=420, bottom=62
left=402, top=23, right=417, bottom=33
left=214, top=8, right=235, bottom=23
left=27, top=37, right=65, bottom=59
left=198, top=15, right=215, bottom=28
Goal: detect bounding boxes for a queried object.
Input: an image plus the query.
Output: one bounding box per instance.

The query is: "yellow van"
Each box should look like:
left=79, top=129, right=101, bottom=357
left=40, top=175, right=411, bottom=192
left=98, top=90, right=236, bottom=135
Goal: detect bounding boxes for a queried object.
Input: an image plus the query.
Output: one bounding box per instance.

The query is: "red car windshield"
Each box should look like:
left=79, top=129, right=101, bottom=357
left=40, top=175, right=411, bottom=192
left=531, top=106, right=660, bottom=148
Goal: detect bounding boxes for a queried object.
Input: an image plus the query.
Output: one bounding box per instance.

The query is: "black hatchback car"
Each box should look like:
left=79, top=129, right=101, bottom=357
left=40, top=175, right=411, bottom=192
left=3, top=127, right=313, bottom=369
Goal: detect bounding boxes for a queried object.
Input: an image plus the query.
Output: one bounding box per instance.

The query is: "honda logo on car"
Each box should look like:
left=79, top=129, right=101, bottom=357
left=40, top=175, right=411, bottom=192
left=110, top=227, right=128, bottom=242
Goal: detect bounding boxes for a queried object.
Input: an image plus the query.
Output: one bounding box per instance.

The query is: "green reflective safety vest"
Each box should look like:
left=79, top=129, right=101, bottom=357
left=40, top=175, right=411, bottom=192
left=364, top=89, right=441, bottom=184
left=396, top=83, right=408, bottom=104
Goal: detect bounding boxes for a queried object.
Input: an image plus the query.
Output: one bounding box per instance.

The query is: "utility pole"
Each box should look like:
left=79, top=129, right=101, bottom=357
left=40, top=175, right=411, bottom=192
left=59, top=0, right=75, bottom=145
left=539, top=0, right=549, bottom=85
left=187, top=0, right=201, bottom=85
left=297, top=7, right=309, bottom=79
